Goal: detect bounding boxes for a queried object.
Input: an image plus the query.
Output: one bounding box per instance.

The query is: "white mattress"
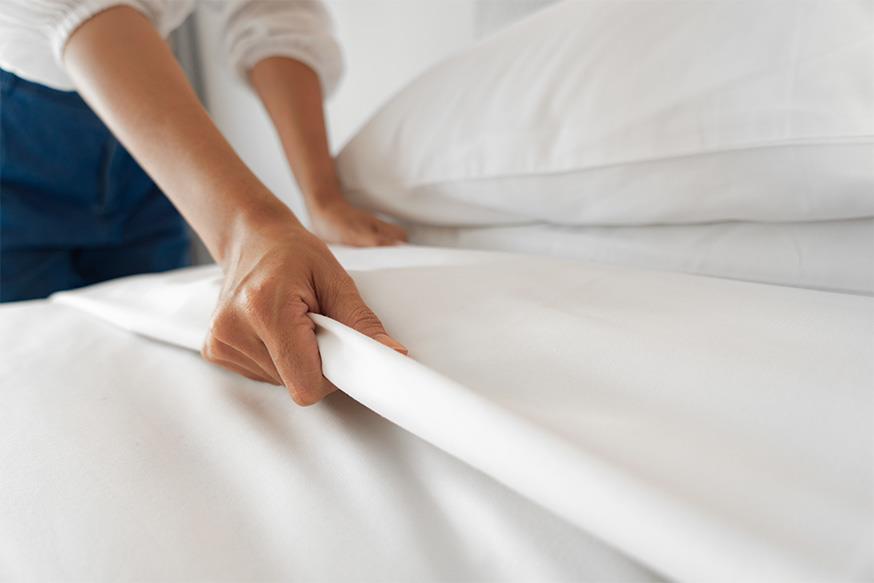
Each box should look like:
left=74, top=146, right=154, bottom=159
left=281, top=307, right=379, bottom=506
left=2, top=246, right=872, bottom=582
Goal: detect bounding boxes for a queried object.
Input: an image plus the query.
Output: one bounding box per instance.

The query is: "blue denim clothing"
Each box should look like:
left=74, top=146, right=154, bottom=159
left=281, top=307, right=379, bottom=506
left=0, top=68, right=190, bottom=302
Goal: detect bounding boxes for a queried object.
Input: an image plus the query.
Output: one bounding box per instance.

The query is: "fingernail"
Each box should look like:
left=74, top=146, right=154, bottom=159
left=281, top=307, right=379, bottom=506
left=375, top=333, right=409, bottom=355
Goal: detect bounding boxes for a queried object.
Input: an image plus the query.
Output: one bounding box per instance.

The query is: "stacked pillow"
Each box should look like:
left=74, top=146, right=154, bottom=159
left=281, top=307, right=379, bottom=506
left=407, top=219, right=874, bottom=295
left=337, top=0, right=874, bottom=291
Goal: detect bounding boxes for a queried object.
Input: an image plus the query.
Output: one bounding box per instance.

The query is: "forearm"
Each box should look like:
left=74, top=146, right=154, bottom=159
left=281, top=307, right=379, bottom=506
left=63, top=6, right=296, bottom=263
left=61, top=6, right=405, bottom=401
left=249, top=57, right=344, bottom=213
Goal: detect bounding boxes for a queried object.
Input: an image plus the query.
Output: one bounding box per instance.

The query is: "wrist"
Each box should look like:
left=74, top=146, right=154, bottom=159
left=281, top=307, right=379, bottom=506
left=304, top=187, right=348, bottom=215
left=218, top=198, right=305, bottom=267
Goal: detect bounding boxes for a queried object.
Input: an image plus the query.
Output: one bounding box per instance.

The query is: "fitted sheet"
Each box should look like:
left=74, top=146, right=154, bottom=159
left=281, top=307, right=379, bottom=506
left=0, top=251, right=659, bottom=582
left=38, top=245, right=874, bottom=582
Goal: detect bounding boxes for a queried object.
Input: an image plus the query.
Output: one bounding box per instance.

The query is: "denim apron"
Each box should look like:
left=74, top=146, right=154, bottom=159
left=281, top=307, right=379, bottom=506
left=0, top=69, right=190, bottom=302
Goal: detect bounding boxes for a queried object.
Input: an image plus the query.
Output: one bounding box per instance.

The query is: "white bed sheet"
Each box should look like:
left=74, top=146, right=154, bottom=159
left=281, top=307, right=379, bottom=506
left=0, top=267, right=657, bottom=580
left=26, top=245, right=874, bottom=583
left=406, top=219, right=874, bottom=296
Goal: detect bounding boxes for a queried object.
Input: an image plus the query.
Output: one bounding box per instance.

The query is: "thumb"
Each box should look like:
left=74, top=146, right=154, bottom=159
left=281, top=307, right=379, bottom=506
left=323, top=278, right=408, bottom=355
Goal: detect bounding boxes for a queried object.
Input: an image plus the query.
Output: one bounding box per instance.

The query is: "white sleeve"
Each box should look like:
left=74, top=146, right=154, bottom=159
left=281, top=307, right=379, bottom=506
left=220, top=0, right=344, bottom=99
left=0, top=0, right=190, bottom=90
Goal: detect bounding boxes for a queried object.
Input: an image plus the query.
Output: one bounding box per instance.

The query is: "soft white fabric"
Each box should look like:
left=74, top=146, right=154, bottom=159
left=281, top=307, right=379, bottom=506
left=42, top=246, right=874, bottom=582
left=407, top=218, right=874, bottom=295
left=0, top=302, right=655, bottom=582
left=338, top=0, right=874, bottom=226
left=0, top=0, right=342, bottom=95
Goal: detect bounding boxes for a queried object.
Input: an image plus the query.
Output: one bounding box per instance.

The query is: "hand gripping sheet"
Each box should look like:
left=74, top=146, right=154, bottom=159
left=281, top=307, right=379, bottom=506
left=52, top=247, right=874, bottom=583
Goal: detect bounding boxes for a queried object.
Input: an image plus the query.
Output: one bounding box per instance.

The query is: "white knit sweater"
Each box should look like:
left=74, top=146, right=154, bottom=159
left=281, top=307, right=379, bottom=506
left=0, top=0, right=343, bottom=95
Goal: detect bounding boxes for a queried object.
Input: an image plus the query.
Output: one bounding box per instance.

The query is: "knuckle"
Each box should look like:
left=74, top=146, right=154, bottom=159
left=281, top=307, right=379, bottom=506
left=285, top=298, right=312, bottom=320
left=208, top=302, right=241, bottom=340
left=201, top=337, right=220, bottom=362
left=288, top=386, right=321, bottom=407
left=237, top=281, right=272, bottom=317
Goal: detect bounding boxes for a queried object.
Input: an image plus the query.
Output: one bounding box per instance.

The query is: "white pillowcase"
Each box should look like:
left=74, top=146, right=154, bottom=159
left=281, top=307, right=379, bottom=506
left=407, top=219, right=874, bottom=295
left=338, top=0, right=874, bottom=227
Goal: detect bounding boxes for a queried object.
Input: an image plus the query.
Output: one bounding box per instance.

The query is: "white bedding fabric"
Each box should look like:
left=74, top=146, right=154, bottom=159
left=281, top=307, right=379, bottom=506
left=406, top=218, right=874, bottom=295
left=28, top=246, right=874, bottom=582
left=339, top=0, right=874, bottom=227
left=0, top=296, right=655, bottom=583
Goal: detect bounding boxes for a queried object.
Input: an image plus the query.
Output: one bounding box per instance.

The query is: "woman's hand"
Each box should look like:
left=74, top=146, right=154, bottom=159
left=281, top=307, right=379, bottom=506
left=63, top=8, right=404, bottom=404
left=309, top=199, right=407, bottom=247
left=202, top=213, right=407, bottom=405
left=248, top=58, right=407, bottom=248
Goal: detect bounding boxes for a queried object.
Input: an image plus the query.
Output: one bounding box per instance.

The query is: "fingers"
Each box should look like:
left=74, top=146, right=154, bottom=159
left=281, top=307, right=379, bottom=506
left=320, top=275, right=408, bottom=355
left=204, top=307, right=284, bottom=381
left=199, top=223, right=407, bottom=407
left=368, top=218, right=407, bottom=246
left=342, top=216, right=406, bottom=247
left=372, top=333, right=409, bottom=354
left=203, top=295, right=336, bottom=405
left=379, top=220, right=408, bottom=244
left=202, top=337, right=281, bottom=385
left=311, top=206, right=406, bottom=248
left=209, top=356, right=277, bottom=385
left=261, top=300, right=337, bottom=406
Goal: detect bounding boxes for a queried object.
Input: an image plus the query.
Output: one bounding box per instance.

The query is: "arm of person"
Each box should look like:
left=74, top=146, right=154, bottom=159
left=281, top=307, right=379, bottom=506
left=249, top=57, right=406, bottom=247
left=63, top=6, right=406, bottom=405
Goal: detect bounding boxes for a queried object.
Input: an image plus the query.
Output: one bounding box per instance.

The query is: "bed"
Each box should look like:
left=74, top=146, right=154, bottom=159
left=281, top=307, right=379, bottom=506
left=2, top=245, right=871, bottom=581
left=0, top=249, right=660, bottom=582
left=405, top=219, right=874, bottom=296
left=337, top=0, right=874, bottom=299
left=3, top=1, right=872, bottom=580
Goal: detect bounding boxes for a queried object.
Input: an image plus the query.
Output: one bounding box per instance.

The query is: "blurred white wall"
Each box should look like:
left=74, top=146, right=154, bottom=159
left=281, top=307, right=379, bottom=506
left=194, top=0, right=477, bottom=224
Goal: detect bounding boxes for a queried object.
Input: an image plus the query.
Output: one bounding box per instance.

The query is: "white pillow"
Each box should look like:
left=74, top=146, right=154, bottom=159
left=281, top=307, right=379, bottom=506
left=337, top=0, right=874, bottom=227
left=406, top=219, right=874, bottom=295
